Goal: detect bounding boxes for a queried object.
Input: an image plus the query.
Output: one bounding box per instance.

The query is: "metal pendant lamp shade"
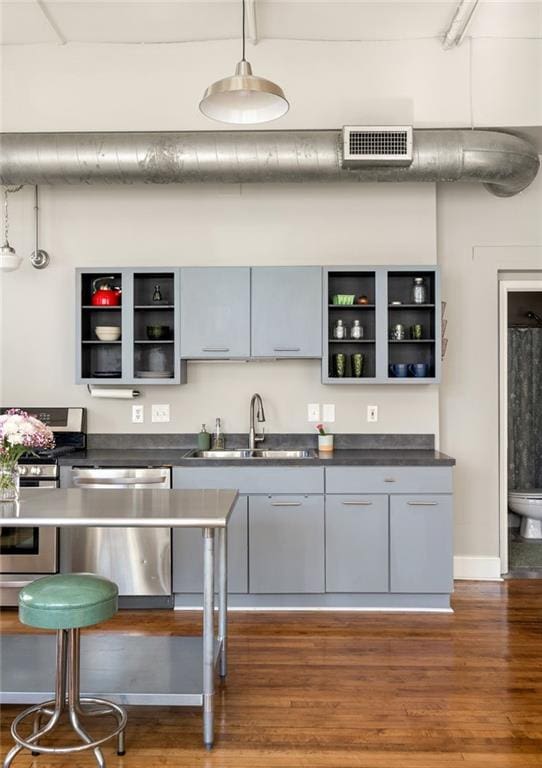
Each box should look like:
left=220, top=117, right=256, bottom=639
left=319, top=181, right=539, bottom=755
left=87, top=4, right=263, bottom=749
left=200, top=60, right=289, bottom=124
left=199, top=1, right=289, bottom=125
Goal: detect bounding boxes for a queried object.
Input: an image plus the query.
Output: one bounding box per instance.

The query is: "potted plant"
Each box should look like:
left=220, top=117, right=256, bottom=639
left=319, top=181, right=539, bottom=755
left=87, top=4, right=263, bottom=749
left=0, top=409, right=54, bottom=502
left=316, top=423, right=334, bottom=452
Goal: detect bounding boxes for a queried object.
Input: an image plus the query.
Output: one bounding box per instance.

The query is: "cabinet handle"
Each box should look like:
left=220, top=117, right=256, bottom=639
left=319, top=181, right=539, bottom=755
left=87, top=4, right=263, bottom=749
left=201, top=347, right=230, bottom=352
left=384, top=478, right=396, bottom=483
left=407, top=501, right=438, bottom=506
left=270, top=501, right=302, bottom=507
left=342, top=501, right=372, bottom=506
left=273, top=347, right=301, bottom=352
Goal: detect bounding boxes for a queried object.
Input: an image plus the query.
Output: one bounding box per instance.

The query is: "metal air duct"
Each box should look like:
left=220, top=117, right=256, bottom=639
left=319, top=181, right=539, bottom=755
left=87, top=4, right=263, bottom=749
left=0, top=129, right=538, bottom=197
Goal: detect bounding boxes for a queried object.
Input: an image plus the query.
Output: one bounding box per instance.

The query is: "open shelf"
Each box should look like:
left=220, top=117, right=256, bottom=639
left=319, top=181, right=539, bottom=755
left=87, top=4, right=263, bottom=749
left=329, top=339, right=375, bottom=344
left=328, top=304, right=375, bottom=309
left=135, top=340, right=175, bottom=344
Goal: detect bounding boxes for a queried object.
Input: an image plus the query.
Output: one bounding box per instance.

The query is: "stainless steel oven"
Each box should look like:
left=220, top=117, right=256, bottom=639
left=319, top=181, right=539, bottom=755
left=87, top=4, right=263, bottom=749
left=0, top=407, right=86, bottom=606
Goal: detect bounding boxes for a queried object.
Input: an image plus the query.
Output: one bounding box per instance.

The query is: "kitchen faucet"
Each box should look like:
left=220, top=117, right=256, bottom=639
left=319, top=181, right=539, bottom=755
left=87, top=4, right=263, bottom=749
left=249, top=393, right=266, bottom=450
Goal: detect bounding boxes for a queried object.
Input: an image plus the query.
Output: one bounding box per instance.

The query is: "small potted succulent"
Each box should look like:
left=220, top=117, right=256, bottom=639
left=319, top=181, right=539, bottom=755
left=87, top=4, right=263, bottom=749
left=0, top=409, right=55, bottom=502
left=316, top=423, right=334, bottom=453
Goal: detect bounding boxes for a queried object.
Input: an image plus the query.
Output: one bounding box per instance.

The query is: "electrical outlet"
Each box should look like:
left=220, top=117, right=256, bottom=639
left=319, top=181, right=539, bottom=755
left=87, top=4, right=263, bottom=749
left=152, top=404, right=170, bottom=423
left=367, top=405, right=378, bottom=423
left=132, top=405, right=144, bottom=424
left=307, top=403, right=320, bottom=422
left=322, top=404, right=335, bottom=423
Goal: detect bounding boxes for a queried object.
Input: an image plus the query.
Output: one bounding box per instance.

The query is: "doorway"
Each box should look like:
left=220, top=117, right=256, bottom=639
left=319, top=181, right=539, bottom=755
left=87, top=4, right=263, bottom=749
left=499, top=278, right=542, bottom=576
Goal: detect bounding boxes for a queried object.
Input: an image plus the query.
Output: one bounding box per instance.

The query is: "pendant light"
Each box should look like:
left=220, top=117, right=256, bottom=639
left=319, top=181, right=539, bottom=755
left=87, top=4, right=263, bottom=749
left=0, top=186, right=23, bottom=272
left=199, top=0, right=289, bottom=125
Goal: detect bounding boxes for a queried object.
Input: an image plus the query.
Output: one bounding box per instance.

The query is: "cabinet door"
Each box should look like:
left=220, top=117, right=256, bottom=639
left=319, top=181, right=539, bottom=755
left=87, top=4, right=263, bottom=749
left=180, top=267, right=250, bottom=358
left=249, top=495, right=325, bottom=593
left=390, top=495, right=453, bottom=594
left=251, top=267, right=322, bottom=357
left=172, top=496, right=248, bottom=593
left=325, top=495, right=388, bottom=593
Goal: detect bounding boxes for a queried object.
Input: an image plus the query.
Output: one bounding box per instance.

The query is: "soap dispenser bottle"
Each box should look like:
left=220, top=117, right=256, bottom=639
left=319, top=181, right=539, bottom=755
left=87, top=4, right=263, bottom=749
left=212, top=418, right=225, bottom=450
left=197, top=424, right=211, bottom=452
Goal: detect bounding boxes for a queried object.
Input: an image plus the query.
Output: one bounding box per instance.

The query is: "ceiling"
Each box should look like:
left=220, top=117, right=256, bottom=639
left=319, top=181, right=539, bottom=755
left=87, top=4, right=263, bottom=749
left=1, top=1, right=541, bottom=46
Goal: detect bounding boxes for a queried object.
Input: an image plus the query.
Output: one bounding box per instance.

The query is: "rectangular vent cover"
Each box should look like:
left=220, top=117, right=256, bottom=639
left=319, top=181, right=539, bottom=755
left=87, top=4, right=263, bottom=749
left=343, top=126, right=413, bottom=167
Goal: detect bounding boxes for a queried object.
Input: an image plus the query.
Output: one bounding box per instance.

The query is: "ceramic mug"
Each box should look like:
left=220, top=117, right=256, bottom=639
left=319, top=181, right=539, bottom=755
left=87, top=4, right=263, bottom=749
left=409, top=363, right=429, bottom=377
left=389, top=363, right=408, bottom=378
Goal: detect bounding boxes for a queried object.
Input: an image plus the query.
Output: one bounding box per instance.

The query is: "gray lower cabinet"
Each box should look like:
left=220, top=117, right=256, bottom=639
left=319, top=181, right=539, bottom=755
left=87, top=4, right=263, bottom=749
left=172, top=496, right=248, bottom=593
left=249, top=495, right=325, bottom=593
left=251, top=267, right=322, bottom=357
left=390, top=494, right=453, bottom=594
left=180, top=267, right=250, bottom=358
left=325, top=495, right=389, bottom=593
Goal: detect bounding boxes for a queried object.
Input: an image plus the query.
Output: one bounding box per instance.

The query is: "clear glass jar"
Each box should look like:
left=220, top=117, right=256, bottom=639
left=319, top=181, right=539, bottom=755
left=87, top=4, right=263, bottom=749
left=0, top=465, right=20, bottom=503
left=412, top=277, right=427, bottom=304
left=350, top=320, right=364, bottom=340
left=333, top=320, right=346, bottom=339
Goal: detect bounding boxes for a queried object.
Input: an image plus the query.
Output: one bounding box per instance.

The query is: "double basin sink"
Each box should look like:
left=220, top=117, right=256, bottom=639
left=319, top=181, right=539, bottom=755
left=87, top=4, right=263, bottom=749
left=184, top=449, right=317, bottom=460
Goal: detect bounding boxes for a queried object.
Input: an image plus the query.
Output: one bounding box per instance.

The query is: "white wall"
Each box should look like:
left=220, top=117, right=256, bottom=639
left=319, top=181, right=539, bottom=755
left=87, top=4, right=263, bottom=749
left=1, top=34, right=542, bottom=567
left=0, top=181, right=439, bottom=436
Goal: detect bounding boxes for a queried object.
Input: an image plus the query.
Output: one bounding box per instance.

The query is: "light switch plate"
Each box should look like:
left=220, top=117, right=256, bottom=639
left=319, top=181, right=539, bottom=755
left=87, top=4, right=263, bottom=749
left=132, top=405, right=144, bottom=424
left=307, top=403, right=320, bottom=422
left=322, top=404, right=335, bottom=422
left=152, top=404, right=170, bottom=423
left=367, top=405, right=378, bottom=423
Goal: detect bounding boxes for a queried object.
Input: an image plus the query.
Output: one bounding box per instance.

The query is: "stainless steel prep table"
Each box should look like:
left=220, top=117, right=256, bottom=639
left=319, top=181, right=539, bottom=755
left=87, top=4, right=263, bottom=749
left=0, top=487, right=238, bottom=749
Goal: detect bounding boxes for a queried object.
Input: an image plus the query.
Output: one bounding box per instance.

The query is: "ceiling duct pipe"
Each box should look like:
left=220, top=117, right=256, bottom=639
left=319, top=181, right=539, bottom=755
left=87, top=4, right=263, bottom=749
left=0, top=129, right=538, bottom=197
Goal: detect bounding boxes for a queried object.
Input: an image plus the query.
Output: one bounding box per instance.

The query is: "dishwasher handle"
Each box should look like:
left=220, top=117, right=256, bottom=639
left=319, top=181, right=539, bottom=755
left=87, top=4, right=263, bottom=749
left=74, top=476, right=168, bottom=487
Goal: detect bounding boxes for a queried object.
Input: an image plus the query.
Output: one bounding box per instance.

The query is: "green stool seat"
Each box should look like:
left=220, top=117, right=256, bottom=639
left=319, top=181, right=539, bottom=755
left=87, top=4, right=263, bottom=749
left=19, top=573, right=118, bottom=630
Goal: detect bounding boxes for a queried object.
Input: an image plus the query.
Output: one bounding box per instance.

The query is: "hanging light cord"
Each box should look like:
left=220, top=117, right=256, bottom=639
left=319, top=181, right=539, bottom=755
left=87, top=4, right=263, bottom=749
left=2, top=186, right=23, bottom=246
left=242, top=0, right=246, bottom=61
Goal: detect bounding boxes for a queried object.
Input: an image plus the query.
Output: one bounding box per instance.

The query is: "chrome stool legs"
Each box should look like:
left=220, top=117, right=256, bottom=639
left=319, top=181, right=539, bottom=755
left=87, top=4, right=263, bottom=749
left=3, top=629, right=127, bottom=768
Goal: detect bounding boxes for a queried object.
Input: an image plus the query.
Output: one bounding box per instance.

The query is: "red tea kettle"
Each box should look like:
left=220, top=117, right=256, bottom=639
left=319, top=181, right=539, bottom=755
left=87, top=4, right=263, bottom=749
left=91, top=277, right=122, bottom=306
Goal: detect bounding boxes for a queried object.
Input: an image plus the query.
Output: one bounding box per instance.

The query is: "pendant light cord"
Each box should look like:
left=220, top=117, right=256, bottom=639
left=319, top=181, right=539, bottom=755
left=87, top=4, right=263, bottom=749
left=242, top=0, right=246, bottom=61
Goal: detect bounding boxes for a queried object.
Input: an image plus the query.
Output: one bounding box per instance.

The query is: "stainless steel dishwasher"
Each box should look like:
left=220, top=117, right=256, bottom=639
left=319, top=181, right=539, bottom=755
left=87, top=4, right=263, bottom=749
left=61, top=468, right=172, bottom=597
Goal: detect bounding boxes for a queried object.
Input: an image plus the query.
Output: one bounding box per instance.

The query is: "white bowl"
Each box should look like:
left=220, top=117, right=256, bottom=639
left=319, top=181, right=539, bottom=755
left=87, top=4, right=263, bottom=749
left=95, top=326, right=121, bottom=342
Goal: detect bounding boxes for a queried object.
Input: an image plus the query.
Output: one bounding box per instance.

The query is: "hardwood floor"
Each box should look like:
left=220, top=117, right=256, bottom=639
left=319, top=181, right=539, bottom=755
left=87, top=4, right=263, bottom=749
left=1, top=580, right=542, bottom=767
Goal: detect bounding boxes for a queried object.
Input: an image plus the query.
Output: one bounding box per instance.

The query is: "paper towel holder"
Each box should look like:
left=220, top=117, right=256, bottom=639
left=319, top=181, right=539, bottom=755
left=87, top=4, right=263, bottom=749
left=87, top=385, right=141, bottom=399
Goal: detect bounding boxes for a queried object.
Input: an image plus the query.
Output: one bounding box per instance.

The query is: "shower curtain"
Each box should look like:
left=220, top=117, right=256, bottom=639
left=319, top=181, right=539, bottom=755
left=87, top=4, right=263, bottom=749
left=508, top=327, right=542, bottom=490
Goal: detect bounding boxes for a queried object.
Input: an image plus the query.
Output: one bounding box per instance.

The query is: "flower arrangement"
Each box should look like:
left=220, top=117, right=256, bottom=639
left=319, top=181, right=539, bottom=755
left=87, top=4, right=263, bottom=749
left=0, top=409, right=55, bottom=501
left=315, top=424, right=327, bottom=436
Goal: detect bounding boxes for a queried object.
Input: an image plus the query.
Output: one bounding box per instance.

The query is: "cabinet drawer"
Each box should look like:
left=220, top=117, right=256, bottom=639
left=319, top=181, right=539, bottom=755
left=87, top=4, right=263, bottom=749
left=325, top=495, right=389, bottom=593
left=249, top=495, right=325, bottom=593
left=390, top=494, right=453, bottom=594
left=325, top=466, right=452, bottom=495
left=173, top=466, right=324, bottom=495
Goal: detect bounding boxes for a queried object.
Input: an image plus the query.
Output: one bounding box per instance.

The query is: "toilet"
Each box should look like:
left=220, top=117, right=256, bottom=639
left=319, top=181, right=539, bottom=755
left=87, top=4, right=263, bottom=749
left=508, top=490, right=542, bottom=539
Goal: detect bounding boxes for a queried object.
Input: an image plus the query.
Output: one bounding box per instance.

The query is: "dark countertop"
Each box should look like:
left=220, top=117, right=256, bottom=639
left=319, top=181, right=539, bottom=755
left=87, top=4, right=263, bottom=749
left=61, top=448, right=455, bottom=468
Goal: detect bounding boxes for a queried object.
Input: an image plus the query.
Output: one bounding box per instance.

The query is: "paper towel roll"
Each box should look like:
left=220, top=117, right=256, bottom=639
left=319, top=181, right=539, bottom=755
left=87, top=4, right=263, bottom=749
left=89, top=387, right=140, bottom=399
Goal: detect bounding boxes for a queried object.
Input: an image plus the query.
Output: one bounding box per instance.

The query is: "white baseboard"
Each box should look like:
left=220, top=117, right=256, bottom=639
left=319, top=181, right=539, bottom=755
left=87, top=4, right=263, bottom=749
left=454, top=556, right=503, bottom=580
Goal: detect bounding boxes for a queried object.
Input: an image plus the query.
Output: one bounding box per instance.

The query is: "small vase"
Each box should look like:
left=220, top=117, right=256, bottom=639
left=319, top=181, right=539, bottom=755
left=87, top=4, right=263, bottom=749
left=0, top=465, right=20, bottom=503
left=318, top=435, right=334, bottom=453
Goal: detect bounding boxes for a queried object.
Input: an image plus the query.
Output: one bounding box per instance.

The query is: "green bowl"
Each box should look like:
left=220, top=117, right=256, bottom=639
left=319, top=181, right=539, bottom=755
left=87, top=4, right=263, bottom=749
left=332, top=294, right=356, bottom=306
left=146, top=325, right=170, bottom=340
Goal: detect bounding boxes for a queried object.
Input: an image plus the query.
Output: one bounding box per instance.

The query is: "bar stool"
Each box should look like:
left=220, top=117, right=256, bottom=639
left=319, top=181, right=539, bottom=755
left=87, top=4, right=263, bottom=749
left=3, top=573, right=127, bottom=768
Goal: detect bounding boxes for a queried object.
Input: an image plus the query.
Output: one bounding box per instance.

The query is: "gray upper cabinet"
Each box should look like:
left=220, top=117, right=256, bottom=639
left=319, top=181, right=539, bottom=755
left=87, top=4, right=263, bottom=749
left=390, top=494, right=453, bottom=593
left=76, top=267, right=185, bottom=385
left=325, top=495, right=389, bottom=593
left=322, top=266, right=441, bottom=384
left=180, top=267, right=250, bottom=358
left=249, top=495, right=325, bottom=593
left=251, top=267, right=322, bottom=357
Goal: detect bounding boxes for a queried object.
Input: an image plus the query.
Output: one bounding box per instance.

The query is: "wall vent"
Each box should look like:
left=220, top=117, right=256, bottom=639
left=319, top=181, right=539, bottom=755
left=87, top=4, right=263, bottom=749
left=343, top=126, right=413, bottom=167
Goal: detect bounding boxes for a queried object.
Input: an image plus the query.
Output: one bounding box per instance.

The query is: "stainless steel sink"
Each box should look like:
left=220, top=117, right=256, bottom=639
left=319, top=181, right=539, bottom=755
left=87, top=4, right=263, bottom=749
left=184, top=449, right=316, bottom=460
